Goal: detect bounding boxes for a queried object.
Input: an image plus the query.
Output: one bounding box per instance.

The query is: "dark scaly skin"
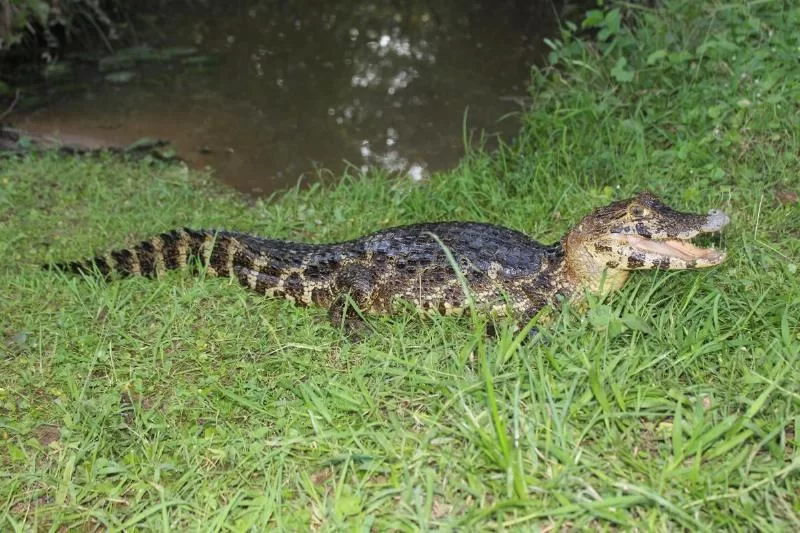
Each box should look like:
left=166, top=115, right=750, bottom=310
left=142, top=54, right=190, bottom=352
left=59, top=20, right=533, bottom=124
left=49, top=192, right=730, bottom=333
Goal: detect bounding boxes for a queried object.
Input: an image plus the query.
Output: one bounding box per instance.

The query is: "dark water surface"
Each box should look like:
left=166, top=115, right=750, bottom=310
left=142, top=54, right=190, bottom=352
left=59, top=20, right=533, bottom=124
left=15, top=1, right=570, bottom=194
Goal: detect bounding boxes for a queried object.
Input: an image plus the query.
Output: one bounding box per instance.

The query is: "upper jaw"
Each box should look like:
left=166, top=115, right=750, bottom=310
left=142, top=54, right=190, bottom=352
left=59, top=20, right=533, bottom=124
left=632, top=209, right=731, bottom=240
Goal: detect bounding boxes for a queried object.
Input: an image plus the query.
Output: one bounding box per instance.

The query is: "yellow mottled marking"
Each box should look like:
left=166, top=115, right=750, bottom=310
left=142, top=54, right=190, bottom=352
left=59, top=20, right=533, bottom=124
left=201, top=233, right=217, bottom=276
left=129, top=248, right=142, bottom=275
left=251, top=254, right=271, bottom=269
left=175, top=229, right=190, bottom=268
left=302, top=283, right=316, bottom=305
left=226, top=240, right=237, bottom=274
left=487, top=261, right=503, bottom=280
left=246, top=269, right=258, bottom=290
left=151, top=236, right=166, bottom=275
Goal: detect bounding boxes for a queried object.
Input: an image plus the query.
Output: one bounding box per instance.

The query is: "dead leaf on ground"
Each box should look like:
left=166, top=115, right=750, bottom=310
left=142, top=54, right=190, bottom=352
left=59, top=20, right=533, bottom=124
left=32, top=424, right=61, bottom=447
left=775, top=188, right=798, bottom=206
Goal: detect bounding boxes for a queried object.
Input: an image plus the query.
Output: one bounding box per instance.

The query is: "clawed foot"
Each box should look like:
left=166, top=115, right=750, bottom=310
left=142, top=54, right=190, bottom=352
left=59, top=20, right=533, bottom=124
left=340, top=316, right=371, bottom=343
left=485, top=321, right=547, bottom=344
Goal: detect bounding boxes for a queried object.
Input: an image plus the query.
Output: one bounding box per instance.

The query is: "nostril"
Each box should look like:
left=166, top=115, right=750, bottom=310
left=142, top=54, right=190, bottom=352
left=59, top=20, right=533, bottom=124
left=702, top=210, right=730, bottom=232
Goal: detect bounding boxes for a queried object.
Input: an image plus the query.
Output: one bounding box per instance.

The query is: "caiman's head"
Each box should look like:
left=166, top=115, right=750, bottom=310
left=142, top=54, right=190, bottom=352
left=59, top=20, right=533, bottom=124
left=564, top=192, right=730, bottom=293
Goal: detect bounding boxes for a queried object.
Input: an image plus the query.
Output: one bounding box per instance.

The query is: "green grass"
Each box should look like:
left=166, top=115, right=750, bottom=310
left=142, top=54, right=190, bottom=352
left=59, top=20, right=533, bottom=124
left=1, top=0, right=799, bottom=529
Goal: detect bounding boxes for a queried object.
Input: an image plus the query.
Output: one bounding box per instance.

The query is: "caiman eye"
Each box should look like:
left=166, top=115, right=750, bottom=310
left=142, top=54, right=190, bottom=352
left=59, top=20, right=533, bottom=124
left=629, top=205, right=646, bottom=218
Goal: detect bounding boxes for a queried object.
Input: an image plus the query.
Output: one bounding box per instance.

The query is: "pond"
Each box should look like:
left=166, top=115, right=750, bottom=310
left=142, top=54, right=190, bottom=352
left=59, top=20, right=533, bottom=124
left=11, top=0, right=575, bottom=194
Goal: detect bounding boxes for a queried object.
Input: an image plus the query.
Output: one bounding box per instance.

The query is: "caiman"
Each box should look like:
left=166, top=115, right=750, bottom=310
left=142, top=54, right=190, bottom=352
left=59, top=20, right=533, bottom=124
left=50, top=192, right=730, bottom=334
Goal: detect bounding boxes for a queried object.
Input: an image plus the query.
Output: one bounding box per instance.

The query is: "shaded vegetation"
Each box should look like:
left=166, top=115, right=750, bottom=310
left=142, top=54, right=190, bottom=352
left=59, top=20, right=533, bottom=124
left=0, top=0, right=571, bottom=55
left=0, top=0, right=115, bottom=52
left=1, top=0, right=798, bottom=529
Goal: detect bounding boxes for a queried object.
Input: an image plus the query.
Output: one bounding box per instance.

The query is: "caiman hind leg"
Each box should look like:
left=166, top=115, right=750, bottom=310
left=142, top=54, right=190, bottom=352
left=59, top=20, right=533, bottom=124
left=328, top=265, right=377, bottom=340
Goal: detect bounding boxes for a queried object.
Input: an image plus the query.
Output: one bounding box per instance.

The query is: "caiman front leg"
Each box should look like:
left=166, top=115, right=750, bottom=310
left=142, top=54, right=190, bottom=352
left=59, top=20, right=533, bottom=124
left=328, top=265, right=377, bottom=340
left=511, top=291, right=553, bottom=341
left=483, top=288, right=549, bottom=341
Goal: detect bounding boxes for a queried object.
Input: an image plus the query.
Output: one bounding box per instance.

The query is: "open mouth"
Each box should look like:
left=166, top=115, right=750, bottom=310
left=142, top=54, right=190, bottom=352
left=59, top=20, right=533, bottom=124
left=622, top=235, right=726, bottom=266
left=612, top=209, right=730, bottom=268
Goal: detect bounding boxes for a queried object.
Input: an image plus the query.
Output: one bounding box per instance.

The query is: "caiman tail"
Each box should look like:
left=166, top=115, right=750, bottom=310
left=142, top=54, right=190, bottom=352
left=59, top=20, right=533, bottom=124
left=47, top=228, right=242, bottom=278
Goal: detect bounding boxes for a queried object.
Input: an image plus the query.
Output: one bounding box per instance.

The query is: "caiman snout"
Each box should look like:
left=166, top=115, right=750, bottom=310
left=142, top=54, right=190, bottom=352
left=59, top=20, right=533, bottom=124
left=702, top=209, right=731, bottom=233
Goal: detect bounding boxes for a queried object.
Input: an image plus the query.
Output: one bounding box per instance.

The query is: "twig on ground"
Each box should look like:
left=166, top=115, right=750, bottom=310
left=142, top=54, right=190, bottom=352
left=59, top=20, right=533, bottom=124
left=0, top=88, right=20, bottom=121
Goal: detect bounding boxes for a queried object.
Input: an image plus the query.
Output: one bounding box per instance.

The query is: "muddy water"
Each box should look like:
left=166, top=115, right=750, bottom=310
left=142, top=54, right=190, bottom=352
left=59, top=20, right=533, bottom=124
left=14, top=1, right=570, bottom=194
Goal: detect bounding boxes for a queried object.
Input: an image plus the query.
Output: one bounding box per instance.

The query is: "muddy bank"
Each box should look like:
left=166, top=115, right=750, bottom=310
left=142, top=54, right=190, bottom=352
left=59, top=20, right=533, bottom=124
left=0, top=124, right=176, bottom=161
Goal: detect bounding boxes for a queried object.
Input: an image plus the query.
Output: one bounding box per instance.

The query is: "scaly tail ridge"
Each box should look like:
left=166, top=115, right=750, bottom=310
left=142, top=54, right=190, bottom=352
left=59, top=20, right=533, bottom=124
left=47, top=229, right=242, bottom=278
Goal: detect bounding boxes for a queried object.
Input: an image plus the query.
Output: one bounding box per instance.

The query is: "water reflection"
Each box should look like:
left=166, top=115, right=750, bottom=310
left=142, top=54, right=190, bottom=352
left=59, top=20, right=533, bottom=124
left=15, top=0, right=571, bottom=194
